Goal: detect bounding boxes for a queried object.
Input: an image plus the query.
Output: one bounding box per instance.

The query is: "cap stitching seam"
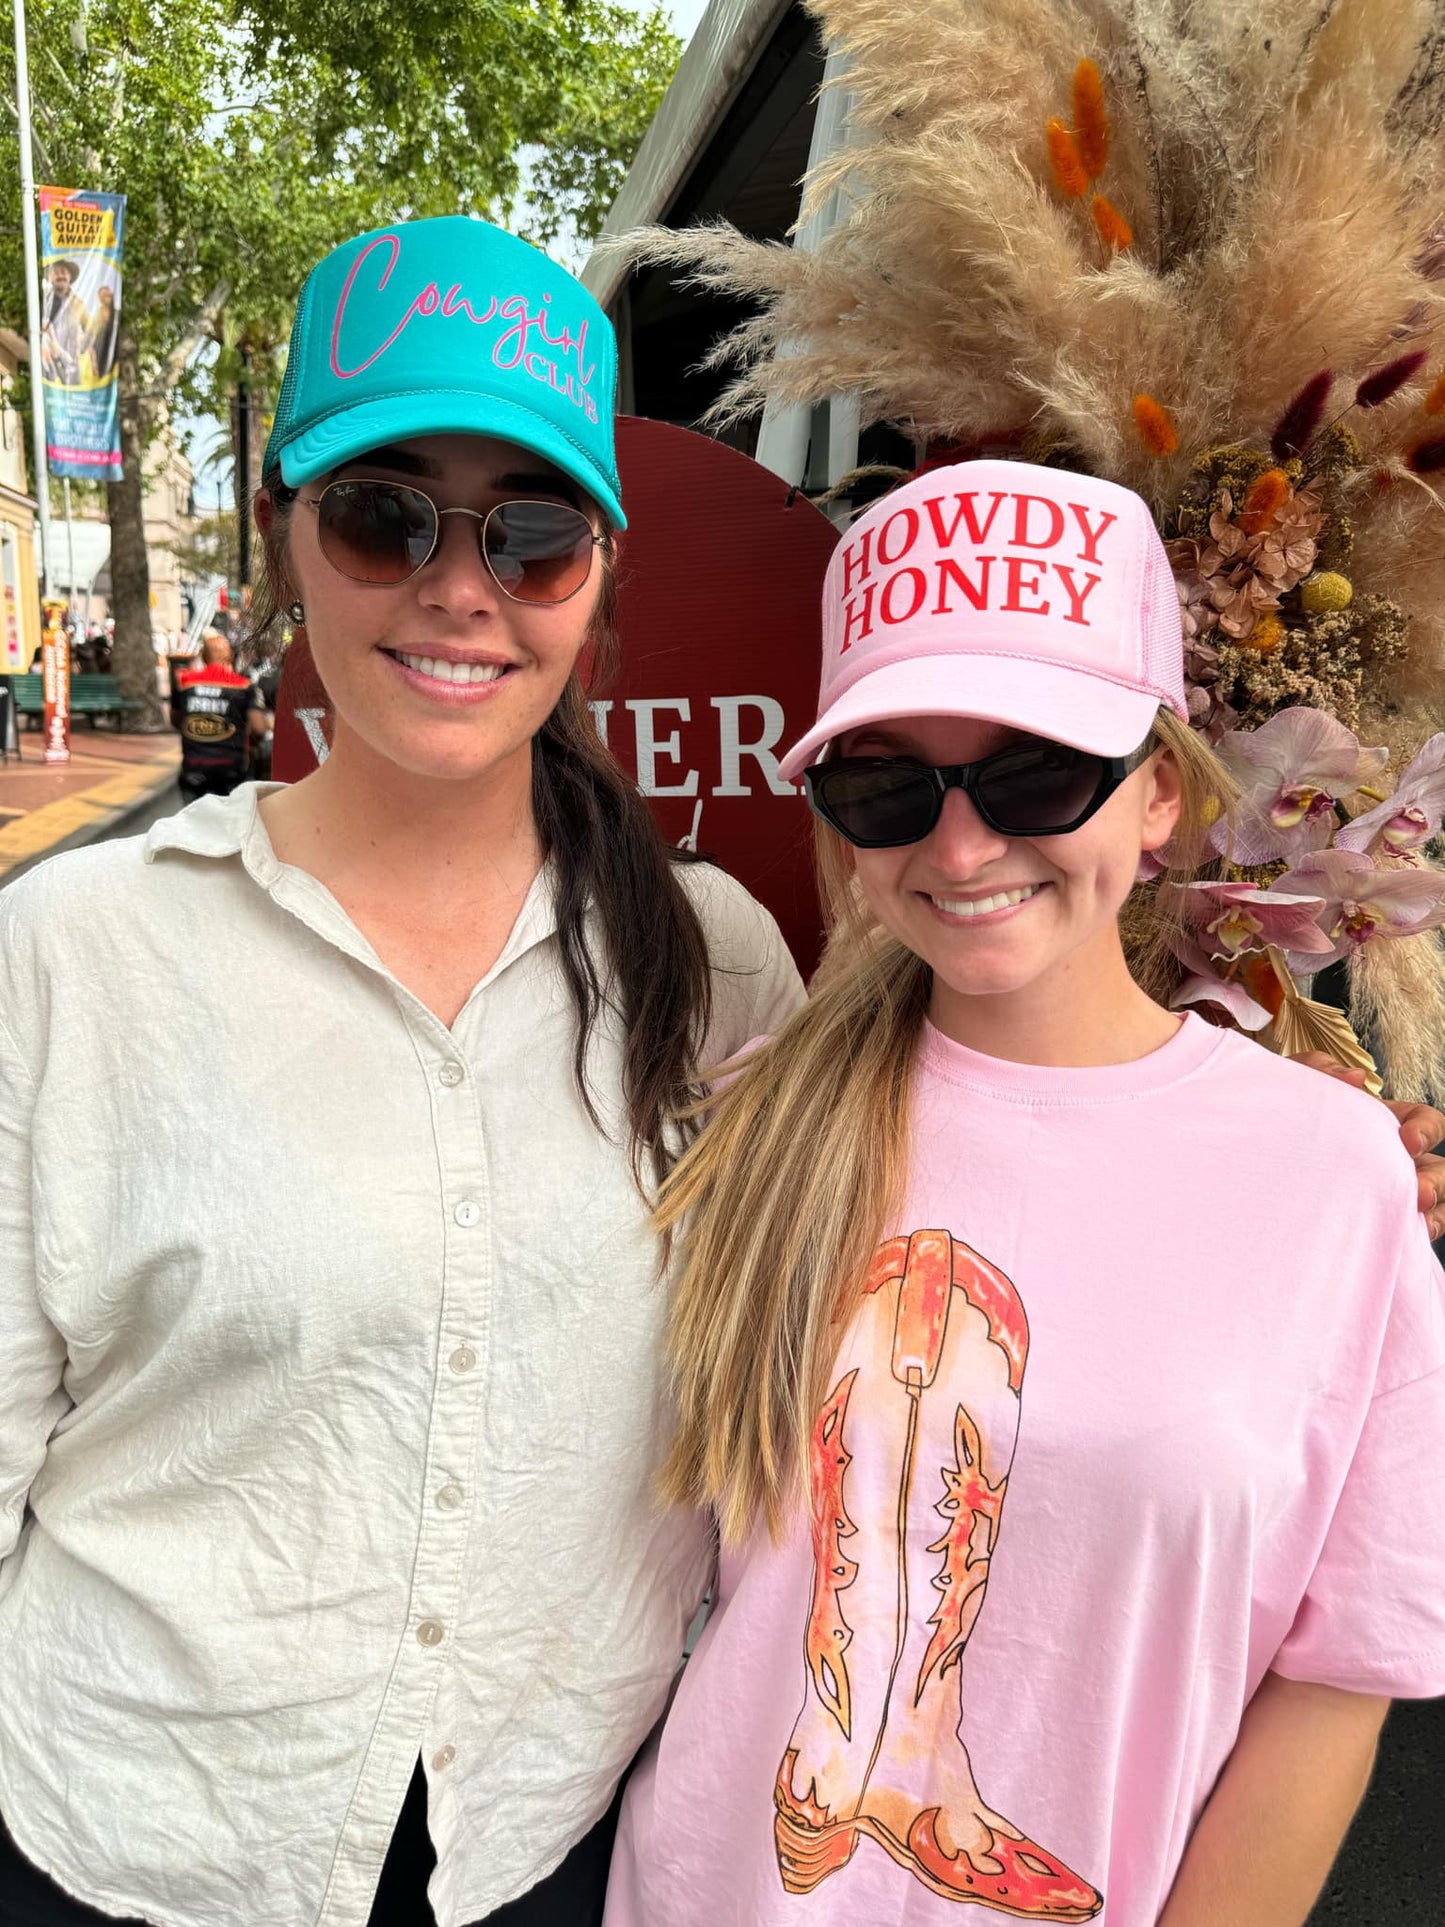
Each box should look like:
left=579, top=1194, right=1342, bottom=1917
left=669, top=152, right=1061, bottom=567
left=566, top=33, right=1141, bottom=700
left=824, top=644, right=1176, bottom=703
left=279, top=386, right=618, bottom=483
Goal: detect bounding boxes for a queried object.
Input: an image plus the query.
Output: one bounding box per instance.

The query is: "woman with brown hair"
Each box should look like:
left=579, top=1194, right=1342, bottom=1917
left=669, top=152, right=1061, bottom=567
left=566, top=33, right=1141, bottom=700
left=0, top=218, right=801, bottom=1927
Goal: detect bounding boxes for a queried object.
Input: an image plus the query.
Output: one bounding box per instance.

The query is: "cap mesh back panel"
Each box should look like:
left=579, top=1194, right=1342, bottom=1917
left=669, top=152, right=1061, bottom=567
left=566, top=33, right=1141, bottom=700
left=1138, top=516, right=1187, bottom=713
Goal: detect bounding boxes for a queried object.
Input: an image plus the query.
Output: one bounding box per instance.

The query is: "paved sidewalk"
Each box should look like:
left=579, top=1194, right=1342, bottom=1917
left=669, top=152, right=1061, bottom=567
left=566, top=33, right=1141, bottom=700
left=0, top=727, right=181, bottom=885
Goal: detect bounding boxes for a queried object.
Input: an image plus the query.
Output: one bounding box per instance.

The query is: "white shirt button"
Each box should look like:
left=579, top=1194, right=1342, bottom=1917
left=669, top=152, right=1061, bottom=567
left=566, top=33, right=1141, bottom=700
left=449, top=1345, right=477, bottom=1374
left=432, top=1744, right=456, bottom=1771
left=435, top=1483, right=464, bottom=1512
left=438, top=1062, right=464, bottom=1088
left=416, top=1619, right=445, bottom=1648
left=453, top=1200, right=481, bottom=1228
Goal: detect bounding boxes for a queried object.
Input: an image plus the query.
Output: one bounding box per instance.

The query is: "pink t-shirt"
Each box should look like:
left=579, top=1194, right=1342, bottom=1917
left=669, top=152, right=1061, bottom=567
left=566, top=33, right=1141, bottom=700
left=607, top=1014, right=1445, bottom=1927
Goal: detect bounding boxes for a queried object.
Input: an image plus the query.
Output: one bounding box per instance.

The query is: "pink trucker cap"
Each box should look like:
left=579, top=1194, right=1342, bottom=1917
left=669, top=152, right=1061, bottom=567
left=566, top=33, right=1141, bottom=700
left=777, top=459, right=1188, bottom=781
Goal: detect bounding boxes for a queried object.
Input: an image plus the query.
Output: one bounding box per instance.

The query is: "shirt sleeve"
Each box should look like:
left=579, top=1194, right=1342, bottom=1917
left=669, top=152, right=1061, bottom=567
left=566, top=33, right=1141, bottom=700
left=0, top=1001, right=68, bottom=1567
left=688, top=863, right=807, bottom=1063
left=744, top=907, right=807, bottom=1040
left=1271, top=1222, right=1445, bottom=1699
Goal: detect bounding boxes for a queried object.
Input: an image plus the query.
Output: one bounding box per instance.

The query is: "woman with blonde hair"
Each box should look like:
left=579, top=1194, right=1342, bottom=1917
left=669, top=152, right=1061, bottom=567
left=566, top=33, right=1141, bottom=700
left=605, top=461, right=1445, bottom=1927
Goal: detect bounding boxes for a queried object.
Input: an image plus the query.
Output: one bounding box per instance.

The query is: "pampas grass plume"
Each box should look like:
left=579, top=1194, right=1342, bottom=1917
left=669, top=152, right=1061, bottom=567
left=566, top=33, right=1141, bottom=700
left=1271, top=372, right=1335, bottom=462
left=1092, top=195, right=1132, bottom=251
left=1240, top=468, right=1289, bottom=533
left=1424, top=372, right=1445, bottom=417
left=1047, top=119, right=1088, bottom=199
left=1073, top=60, right=1109, bottom=180
left=1355, top=350, right=1429, bottom=409
left=1133, top=395, right=1178, bottom=457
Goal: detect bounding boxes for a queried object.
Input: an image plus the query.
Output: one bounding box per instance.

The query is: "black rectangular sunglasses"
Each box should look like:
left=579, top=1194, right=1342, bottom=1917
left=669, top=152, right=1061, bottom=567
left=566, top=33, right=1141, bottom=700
left=803, top=737, right=1157, bottom=848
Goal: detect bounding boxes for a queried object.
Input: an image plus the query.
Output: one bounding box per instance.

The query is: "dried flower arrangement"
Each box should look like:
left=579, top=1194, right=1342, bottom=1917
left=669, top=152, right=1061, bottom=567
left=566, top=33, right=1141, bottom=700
left=615, top=0, right=1445, bottom=1097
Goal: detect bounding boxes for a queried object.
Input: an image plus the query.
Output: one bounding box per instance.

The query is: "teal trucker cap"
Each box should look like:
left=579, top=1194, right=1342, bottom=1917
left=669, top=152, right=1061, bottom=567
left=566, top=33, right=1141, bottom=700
left=263, top=217, right=626, bottom=528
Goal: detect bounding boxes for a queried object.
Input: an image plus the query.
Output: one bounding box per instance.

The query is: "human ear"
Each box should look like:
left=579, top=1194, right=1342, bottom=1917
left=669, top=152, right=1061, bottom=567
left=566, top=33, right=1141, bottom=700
left=1139, top=746, right=1184, bottom=854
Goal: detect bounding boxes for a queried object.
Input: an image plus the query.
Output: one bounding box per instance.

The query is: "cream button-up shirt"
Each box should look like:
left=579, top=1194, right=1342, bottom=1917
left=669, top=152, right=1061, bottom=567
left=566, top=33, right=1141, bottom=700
left=0, top=785, right=804, bottom=1927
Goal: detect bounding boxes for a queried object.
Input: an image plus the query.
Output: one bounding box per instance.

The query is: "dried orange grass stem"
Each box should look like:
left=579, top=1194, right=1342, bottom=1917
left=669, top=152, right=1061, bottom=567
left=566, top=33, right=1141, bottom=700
left=1046, top=119, right=1088, bottom=199
left=1240, top=468, right=1289, bottom=534
left=1132, top=394, right=1178, bottom=457
left=1073, top=60, right=1109, bottom=179
left=1424, top=371, right=1445, bottom=417
left=1091, top=194, right=1132, bottom=251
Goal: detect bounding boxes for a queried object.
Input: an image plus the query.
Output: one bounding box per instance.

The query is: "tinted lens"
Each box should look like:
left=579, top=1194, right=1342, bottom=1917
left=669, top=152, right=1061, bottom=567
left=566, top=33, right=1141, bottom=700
left=317, top=482, right=437, bottom=584
left=974, top=743, right=1107, bottom=832
left=814, top=763, right=940, bottom=845
left=483, top=502, right=596, bottom=604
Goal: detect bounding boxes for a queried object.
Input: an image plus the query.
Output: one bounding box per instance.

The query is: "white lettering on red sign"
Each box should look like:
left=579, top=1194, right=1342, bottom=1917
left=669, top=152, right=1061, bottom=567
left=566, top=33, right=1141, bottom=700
left=588, top=695, right=798, bottom=799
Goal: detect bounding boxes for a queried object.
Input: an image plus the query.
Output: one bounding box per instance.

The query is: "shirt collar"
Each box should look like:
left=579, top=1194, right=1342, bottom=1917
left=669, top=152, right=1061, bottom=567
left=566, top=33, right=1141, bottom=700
left=144, top=781, right=274, bottom=864
left=145, top=782, right=562, bottom=993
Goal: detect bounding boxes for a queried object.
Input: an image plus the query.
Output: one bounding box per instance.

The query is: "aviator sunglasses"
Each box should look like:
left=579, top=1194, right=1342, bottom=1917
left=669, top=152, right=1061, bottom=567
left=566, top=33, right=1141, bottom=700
left=804, top=736, right=1157, bottom=848
left=299, top=479, right=603, bottom=605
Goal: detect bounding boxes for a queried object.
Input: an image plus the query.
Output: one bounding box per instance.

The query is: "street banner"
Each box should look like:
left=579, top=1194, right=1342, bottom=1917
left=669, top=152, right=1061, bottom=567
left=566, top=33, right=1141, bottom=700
left=38, top=187, right=125, bottom=481
left=41, top=598, right=70, bottom=763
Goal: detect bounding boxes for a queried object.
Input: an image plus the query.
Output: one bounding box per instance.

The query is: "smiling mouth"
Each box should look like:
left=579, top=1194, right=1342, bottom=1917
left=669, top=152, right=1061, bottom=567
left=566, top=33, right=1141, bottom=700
left=382, top=649, right=510, bottom=686
left=927, top=883, right=1045, bottom=918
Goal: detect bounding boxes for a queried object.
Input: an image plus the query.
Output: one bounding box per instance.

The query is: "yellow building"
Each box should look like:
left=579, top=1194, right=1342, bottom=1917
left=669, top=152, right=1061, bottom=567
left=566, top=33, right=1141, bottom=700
left=0, top=326, right=43, bottom=674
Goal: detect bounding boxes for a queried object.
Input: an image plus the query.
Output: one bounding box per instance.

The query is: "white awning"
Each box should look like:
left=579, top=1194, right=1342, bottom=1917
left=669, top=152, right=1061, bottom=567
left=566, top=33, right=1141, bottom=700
left=49, top=518, right=111, bottom=595
left=582, top=0, right=794, bottom=309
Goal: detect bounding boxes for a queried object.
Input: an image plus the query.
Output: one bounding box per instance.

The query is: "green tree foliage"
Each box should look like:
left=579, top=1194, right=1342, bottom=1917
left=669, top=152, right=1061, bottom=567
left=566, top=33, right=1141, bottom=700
left=237, top=0, right=680, bottom=243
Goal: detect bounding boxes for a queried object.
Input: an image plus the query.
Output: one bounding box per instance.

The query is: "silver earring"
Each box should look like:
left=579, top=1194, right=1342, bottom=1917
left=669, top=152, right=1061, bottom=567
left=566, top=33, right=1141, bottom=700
left=287, top=601, right=305, bottom=624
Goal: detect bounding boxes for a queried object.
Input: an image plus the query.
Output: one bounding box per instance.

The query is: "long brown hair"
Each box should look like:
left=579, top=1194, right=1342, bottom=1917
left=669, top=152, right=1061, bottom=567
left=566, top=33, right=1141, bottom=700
left=248, top=486, right=713, bottom=1186
left=656, top=708, right=1236, bottom=1542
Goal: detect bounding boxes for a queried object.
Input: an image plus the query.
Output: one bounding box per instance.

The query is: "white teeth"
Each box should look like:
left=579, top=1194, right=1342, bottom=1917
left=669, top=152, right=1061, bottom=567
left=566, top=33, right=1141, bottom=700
left=931, top=884, right=1042, bottom=918
left=396, top=652, right=505, bottom=685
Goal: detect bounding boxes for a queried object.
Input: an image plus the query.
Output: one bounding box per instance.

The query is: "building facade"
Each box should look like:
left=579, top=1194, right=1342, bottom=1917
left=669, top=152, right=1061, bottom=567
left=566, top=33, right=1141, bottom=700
left=0, top=326, right=43, bottom=675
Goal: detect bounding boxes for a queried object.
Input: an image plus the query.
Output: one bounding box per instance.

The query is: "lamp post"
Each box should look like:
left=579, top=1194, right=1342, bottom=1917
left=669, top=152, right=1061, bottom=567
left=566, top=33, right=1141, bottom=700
left=12, top=0, right=52, bottom=594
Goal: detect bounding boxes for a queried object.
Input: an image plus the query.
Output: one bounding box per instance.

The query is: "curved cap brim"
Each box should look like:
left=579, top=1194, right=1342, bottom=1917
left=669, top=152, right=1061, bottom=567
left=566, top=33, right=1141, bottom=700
left=274, top=389, right=626, bottom=529
left=778, top=653, right=1164, bottom=780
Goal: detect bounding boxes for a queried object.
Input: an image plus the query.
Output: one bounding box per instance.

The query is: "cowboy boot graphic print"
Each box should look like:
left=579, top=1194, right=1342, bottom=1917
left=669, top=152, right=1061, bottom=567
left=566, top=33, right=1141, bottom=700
left=774, top=1229, right=1101, bottom=1920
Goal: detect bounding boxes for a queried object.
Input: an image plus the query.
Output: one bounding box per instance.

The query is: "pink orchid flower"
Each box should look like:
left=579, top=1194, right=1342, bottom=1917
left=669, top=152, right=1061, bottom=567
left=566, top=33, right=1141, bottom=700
left=1213, top=708, right=1389, bottom=865
left=1334, top=733, right=1445, bottom=855
left=1171, top=944, right=1271, bottom=1032
left=1166, top=882, right=1329, bottom=1033
left=1171, top=880, right=1334, bottom=961
left=1270, top=848, right=1445, bottom=965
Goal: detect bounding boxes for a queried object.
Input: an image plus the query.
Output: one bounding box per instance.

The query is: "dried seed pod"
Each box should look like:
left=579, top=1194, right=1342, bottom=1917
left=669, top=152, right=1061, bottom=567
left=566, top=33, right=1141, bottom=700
left=1073, top=60, right=1109, bottom=180
left=1132, top=394, right=1178, bottom=456
left=1091, top=195, right=1132, bottom=251
left=1046, top=119, right=1088, bottom=198
left=1271, top=371, right=1334, bottom=461
left=1355, top=350, right=1429, bottom=410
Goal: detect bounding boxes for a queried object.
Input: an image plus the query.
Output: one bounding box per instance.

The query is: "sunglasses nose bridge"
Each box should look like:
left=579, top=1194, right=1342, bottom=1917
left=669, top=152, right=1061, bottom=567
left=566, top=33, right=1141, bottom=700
left=929, top=772, right=1011, bottom=856
left=411, top=501, right=510, bottom=609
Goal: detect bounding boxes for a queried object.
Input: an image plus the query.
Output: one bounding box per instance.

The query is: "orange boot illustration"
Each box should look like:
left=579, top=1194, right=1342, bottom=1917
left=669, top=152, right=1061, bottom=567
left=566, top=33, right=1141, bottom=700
left=773, top=1229, right=1101, bottom=1921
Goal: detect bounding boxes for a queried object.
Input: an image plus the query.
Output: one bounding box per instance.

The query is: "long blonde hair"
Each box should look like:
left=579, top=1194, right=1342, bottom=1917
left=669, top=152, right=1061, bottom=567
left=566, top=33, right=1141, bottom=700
left=656, top=708, right=1236, bottom=1542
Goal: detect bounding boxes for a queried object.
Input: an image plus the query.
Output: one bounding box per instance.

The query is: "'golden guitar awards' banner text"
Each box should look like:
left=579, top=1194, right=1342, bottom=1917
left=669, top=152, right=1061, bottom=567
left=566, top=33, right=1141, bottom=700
left=38, top=188, right=125, bottom=480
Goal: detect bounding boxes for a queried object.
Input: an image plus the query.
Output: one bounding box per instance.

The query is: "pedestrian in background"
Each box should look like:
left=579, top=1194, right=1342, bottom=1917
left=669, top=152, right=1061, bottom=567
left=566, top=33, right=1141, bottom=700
left=172, top=629, right=268, bottom=799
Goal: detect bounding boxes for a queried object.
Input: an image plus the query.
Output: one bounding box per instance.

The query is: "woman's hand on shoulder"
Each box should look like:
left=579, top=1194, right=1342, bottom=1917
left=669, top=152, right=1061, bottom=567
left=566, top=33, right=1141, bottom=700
left=1293, top=1053, right=1445, bottom=1239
